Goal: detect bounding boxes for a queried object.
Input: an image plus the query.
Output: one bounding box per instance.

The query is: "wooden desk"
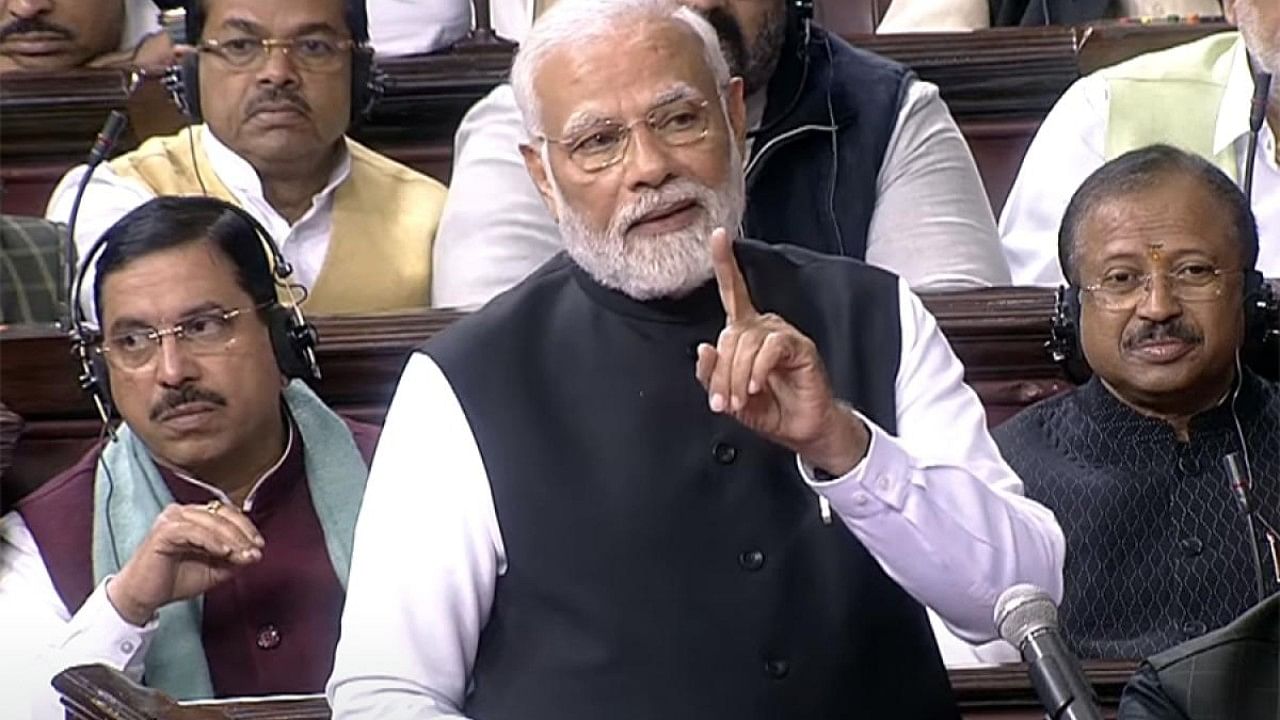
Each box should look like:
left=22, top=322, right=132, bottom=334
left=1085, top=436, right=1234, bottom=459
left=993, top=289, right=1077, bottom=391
left=53, top=661, right=1137, bottom=719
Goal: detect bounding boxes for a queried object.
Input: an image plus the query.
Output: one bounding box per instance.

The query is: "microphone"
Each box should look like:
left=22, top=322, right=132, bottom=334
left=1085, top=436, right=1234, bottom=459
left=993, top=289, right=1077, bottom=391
left=995, top=584, right=1103, bottom=720
left=1243, top=62, right=1272, bottom=202
left=1223, top=453, right=1279, bottom=603
left=64, top=108, right=128, bottom=325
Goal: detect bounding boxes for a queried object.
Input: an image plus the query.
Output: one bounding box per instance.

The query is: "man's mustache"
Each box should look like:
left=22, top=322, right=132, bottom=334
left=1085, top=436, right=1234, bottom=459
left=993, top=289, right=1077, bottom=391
left=150, top=385, right=227, bottom=422
left=0, top=17, right=74, bottom=44
left=1122, top=320, right=1204, bottom=351
left=246, top=88, right=312, bottom=117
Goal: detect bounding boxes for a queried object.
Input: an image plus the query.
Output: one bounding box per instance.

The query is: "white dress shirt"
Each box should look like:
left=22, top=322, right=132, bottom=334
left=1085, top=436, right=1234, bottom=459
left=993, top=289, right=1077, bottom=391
left=430, top=79, right=1009, bottom=309
left=327, top=278, right=1065, bottom=718
left=0, top=428, right=294, bottom=720
left=999, top=38, right=1280, bottom=285
left=45, top=126, right=352, bottom=318
left=366, top=0, right=471, bottom=57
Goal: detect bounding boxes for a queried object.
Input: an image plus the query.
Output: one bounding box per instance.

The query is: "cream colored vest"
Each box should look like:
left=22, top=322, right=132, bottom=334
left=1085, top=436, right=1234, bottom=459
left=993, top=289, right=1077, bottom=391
left=108, top=126, right=446, bottom=314
left=1102, top=32, right=1244, bottom=180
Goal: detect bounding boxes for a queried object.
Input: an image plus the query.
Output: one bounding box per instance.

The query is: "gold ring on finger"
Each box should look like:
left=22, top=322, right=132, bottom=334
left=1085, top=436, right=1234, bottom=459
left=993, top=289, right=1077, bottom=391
left=205, top=499, right=222, bottom=515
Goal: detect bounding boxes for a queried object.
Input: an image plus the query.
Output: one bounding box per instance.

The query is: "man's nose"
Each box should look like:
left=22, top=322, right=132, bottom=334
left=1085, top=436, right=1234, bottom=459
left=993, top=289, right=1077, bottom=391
left=256, top=44, right=301, bottom=88
left=623, top=127, right=677, bottom=191
left=1134, top=274, right=1183, bottom=323
left=154, top=335, right=200, bottom=387
left=8, top=0, right=54, bottom=18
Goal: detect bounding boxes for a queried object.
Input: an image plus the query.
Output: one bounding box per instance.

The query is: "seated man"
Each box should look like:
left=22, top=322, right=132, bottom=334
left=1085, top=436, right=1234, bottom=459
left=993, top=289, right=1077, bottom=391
left=430, top=0, right=1009, bottom=308
left=0, top=0, right=165, bottom=72
left=1001, top=1, right=1277, bottom=284
left=328, top=2, right=1063, bottom=717
left=1118, top=592, right=1278, bottom=720
left=995, top=145, right=1280, bottom=659
left=48, top=0, right=447, bottom=315
left=0, top=196, right=379, bottom=720
left=877, top=0, right=1221, bottom=32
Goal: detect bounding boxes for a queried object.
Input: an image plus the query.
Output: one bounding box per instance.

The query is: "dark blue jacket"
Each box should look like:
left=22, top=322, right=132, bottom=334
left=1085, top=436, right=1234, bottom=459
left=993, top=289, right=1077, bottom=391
left=743, top=22, right=912, bottom=260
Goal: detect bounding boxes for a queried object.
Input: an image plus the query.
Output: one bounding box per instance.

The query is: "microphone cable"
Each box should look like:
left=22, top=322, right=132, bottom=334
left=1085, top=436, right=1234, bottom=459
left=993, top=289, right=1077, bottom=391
left=1243, top=62, right=1271, bottom=203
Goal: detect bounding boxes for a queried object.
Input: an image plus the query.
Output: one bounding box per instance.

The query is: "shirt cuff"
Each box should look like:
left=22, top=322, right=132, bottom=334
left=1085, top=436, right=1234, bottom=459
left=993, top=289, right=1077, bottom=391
left=796, top=408, right=913, bottom=518
left=58, top=578, right=156, bottom=680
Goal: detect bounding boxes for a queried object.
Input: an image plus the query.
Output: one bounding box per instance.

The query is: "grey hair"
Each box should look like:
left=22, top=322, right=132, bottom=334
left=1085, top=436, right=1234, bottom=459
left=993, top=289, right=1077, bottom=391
left=510, top=0, right=733, bottom=138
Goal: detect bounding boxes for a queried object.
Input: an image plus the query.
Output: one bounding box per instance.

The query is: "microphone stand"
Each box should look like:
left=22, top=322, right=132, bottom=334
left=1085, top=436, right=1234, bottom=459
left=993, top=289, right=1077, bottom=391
left=451, top=0, right=517, bottom=54
left=1224, top=453, right=1280, bottom=603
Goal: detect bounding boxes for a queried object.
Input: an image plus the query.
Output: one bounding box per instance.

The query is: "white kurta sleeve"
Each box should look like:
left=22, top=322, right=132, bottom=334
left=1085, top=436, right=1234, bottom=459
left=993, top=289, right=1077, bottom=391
left=998, top=75, right=1111, bottom=286
left=0, top=513, right=155, bottom=720
left=327, top=353, right=503, bottom=720
left=797, top=279, right=1065, bottom=642
left=430, top=85, right=564, bottom=310
left=366, top=0, right=471, bottom=57
left=865, top=80, right=1011, bottom=290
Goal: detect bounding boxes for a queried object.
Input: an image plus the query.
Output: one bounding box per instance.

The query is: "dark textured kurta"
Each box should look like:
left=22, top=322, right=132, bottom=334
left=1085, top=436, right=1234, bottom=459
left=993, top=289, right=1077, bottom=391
left=18, top=416, right=379, bottom=697
left=426, top=240, right=958, bottom=720
left=994, top=373, right=1280, bottom=659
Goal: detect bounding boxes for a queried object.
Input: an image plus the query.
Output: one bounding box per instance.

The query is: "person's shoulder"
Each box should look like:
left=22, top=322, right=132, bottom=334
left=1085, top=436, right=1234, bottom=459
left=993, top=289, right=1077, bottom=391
left=344, top=137, right=448, bottom=195
left=1095, top=30, right=1241, bottom=83
left=425, top=253, right=576, bottom=348
left=1148, top=595, right=1279, bottom=671
left=991, top=386, right=1079, bottom=448
left=14, top=442, right=102, bottom=517
left=821, top=26, right=911, bottom=79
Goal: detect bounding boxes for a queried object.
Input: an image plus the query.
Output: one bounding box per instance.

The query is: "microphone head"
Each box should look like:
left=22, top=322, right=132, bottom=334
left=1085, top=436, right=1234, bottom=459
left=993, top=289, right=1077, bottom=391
left=995, top=584, right=1059, bottom=648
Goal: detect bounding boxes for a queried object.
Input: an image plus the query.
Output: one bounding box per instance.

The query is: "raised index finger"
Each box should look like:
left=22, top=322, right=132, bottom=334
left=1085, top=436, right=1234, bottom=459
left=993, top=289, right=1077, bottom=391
left=710, top=227, right=756, bottom=322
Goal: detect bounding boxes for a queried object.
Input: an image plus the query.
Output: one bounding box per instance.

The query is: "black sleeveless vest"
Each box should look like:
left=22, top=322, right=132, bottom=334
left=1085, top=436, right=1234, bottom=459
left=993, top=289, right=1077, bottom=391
left=425, top=241, right=957, bottom=720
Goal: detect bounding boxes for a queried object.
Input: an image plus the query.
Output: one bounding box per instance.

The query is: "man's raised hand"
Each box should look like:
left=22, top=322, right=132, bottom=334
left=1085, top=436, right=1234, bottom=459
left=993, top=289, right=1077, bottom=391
left=694, top=228, right=869, bottom=476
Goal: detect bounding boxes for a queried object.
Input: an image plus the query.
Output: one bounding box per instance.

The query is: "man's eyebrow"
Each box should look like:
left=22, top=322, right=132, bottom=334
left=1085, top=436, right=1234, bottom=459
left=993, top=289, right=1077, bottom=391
left=220, top=18, right=267, bottom=36
left=560, top=111, right=611, bottom=139
left=649, top=83, right=701, bottom=108
left=290, top=22, right=346, bottom=37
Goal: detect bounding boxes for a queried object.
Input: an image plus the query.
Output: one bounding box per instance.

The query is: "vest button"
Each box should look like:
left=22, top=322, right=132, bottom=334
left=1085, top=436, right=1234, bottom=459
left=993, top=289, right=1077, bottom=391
left=739, top=549, right=765, bottom=571
left=1177, top=456, right=1200, bottom=475
left=1181, top=620, right=1207, bottom=637
left=1179, top=537, right=1204, bottom=557
left=256, top=624, right=282, bottom=650
left=764, top=658, right=790, bottom=678
left=713, top=442, right=737, bottom=464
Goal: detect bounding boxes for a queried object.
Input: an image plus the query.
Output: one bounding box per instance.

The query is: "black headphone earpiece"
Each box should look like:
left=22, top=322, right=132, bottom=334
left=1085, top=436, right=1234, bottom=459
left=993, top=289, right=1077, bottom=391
left=70, top=200, right=322, bottom=422
left=1048, top=285, right=1091, bottom=383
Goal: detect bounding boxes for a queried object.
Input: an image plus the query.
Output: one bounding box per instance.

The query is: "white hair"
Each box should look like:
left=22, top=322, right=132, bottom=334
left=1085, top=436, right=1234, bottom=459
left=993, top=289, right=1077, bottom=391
left=510, top=0, right=733, bottom=137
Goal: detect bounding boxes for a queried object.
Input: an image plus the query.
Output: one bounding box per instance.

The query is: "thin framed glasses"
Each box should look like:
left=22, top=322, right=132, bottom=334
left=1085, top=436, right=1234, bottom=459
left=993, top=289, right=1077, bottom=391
left=98, top=303, right=271, bottom=371
left=541, top=97, right=714, bottom=173
left=1080, top=265, right=1241, bottom=311
left=198, top=35, right=359, bottom=72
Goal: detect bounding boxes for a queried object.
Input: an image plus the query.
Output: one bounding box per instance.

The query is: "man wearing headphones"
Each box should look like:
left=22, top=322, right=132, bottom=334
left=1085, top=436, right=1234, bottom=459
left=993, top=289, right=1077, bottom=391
left=430, top=0, right=1010, bottom=309
left=1001, top=0, right=1279, bottom=284
left=0, top=197, right=379, bottom=720
left=993, top=145, right=1280, bottom=660
left=46, top=0, right=446, bottom=315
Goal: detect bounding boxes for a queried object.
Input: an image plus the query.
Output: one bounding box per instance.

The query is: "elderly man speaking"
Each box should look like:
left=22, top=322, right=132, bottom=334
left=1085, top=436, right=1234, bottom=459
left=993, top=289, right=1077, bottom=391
left=327, top=1, right=1064, bottom=718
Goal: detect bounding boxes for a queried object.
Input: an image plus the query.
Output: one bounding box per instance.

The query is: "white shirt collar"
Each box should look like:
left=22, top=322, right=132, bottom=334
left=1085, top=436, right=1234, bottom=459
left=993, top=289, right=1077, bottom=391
left=1215, top=37, right=1260, bottom=157
left=170, top=416, right=295, bottom=512
left=198, top=124, right=354, bottom=226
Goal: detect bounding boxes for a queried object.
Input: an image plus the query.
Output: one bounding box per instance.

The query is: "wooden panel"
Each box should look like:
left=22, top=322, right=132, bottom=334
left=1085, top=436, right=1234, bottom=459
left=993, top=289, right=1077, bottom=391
left=55, top=661, right=1137, bottom=720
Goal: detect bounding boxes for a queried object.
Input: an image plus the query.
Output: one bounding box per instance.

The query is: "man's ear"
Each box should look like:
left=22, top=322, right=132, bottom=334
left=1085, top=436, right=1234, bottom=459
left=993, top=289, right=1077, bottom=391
left=520, top=142, right=561, bottom=223
left=725, top=77, right=748, bottom=157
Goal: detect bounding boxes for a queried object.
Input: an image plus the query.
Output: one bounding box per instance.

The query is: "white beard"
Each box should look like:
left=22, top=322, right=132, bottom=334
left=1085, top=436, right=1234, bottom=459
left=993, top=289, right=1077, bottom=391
left=551, top=142, right=746, bottom=301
